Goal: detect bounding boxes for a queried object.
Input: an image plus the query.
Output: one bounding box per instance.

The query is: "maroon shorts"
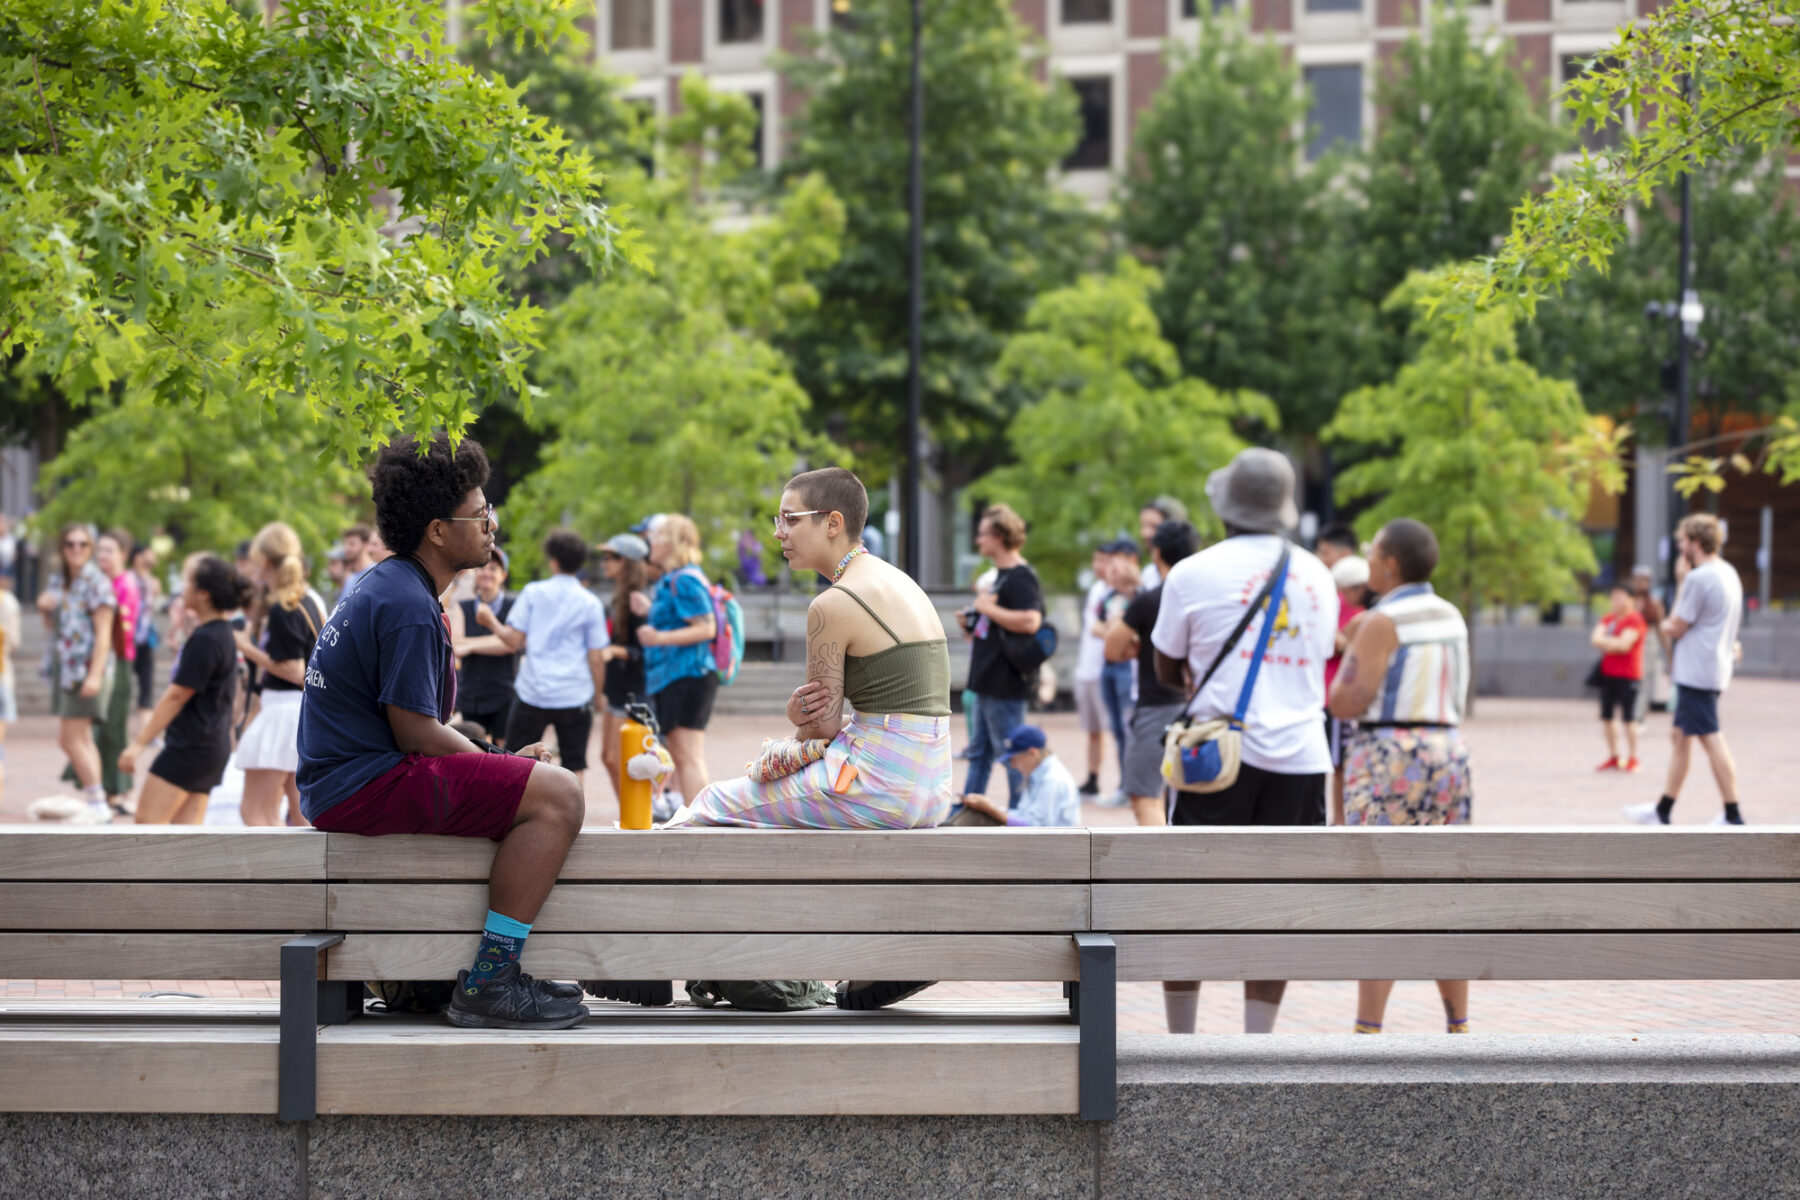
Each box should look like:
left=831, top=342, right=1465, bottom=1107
left=312, top=753, right=534, bottom=842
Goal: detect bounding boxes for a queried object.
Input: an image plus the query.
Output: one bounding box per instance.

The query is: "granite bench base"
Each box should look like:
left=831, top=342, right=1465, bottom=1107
left=8, top=1034, right=1797, bottom=1200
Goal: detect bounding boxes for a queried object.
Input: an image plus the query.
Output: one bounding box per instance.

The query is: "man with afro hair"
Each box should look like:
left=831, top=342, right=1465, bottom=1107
left=297, top=433, right=589, bottom=1029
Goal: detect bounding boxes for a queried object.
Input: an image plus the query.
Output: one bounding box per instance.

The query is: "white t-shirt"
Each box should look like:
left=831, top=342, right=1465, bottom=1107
left=1141, top=561, right=1161, bottom=590
left=1150, top=535, right=1338, bottom=776
left=1670, top=557, right=1743, bottom=692
left=1074, top=579, right=1110, bottom=682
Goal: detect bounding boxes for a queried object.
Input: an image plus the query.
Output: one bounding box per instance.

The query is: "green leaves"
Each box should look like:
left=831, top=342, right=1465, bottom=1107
left=1, top=0, right=645, bottom=459
left=975, top=260, right=1275, bottom=586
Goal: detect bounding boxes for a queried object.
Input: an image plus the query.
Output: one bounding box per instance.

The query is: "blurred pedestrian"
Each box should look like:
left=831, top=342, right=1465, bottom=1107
left=1591, top=583, right=1646, bottom=773
left=234, top=522, right=326, bottom=826
left=596, top=534, right=651, bottom=796
left=0, top=570, right=17, bottom=805
left=1072, top=548, right=1113, bottom=798
left=1137, top=497, right=1188, bottom=588
left=130, top=544, right=162, bottom=735
left=339, top=523, right=376, bottom=596
left=641, top=515, right=718, bottom=809
left=450, top=547, right=519, bottom=749
left=1314, top=523, right=1358, bottom=571
left=92, top=529, right=142, bottom=814
left=499, top=530, right=609, bottom=791
left=1328, top=518, right=1472, bottom=1034
left=959, top=504, right=1044, bottom=810
left=38, top=523, right=117, bottom=823
left=1095, top=538, right=1141, bottom=805
left=1325, top=554, right=1371, bottom=823
left=1630, top=563, right=1669, bottom=717
left=122, top=555, right=250, bottom=824
left=1627, top=514, right=1745, bottom=825
left=1150, top=449, right=1335, bottom=1036
left=1105, top=519, right=1199, bottom=827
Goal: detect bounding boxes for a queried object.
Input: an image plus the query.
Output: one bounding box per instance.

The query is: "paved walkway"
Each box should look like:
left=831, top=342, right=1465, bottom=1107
left=5, top=681, right=1797, bottom=1034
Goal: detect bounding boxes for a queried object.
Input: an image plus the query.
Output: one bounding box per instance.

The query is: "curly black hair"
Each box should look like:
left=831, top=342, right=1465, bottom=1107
left=369, top=433, right=491, bottom=557
left=542, top=528, right=588, bottom=575
left=190, top=554, right=254, bottom=613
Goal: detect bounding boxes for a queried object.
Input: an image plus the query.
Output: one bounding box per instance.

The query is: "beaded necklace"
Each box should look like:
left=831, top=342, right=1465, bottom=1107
left=831, top=543, right=868, bottom=585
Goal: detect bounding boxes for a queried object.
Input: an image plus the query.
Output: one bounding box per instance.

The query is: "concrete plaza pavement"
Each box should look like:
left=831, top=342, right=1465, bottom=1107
left=5, top=680, right=1797, bottom=1035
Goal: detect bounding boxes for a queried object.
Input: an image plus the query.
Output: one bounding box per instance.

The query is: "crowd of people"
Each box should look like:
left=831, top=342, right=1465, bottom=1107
left=3, top=430, right=1753, bottom=1032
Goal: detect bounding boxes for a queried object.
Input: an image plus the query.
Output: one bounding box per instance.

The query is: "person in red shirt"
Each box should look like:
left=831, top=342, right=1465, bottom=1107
left=1591, top=584, right=1647, bottom=772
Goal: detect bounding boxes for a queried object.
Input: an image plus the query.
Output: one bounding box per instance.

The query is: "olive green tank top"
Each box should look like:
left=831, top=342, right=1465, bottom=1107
left=833, top=586, right=952, bottom=718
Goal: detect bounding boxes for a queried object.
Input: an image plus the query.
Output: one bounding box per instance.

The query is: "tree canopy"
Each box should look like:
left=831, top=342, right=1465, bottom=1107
left=1, top=0, right=647, bottom=460
left=974, top=260, right=1276, bottom=587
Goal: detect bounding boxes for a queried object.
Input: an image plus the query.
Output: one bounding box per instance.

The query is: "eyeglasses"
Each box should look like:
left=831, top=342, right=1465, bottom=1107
left=63, top=539, right=91, bottom=550
left=446, top=504, right=499, bottom=532
left=773, top=509, right=828, bottom=533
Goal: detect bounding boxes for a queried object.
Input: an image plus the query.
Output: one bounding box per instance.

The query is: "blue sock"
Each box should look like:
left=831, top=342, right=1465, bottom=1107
left=464, top=911, right=532, bottom=993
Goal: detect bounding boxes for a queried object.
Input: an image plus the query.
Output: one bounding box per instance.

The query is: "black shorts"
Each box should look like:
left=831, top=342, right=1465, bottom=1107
left=1169, top=762, right=1327, bottom=827
left=460, top=704, right=515, bottom=746
left=1598, top=676, right=1640, bottom=722
left=505, top=700, right=594, bottom=773
left=653, top=672, right=719, bottom=733
left=149, top=743, right=230, bottom=795
left=1673, top=686, right=1721, bottom=737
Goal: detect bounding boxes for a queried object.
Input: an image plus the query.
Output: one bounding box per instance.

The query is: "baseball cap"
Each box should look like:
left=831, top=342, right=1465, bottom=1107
left=1099, top=537, right=1140, bottom=556
left=997, top=725, right=1048, bottom=762
left=488, top=546, right=510, bottom=571
left=1331, top=555, right=1369, bottom=590
left=601, top=533, right=650, bottom=562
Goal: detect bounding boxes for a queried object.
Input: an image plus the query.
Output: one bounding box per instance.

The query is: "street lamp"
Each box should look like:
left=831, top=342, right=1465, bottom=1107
left=902, top=0, right=924, bottom=582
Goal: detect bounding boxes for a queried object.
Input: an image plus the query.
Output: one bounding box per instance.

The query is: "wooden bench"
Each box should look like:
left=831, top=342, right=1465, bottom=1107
left=2, top=826, right=1796, bottom=1125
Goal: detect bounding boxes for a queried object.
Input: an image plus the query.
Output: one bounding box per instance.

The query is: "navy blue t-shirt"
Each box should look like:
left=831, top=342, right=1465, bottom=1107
left=297, top=558, right=453, bottom=822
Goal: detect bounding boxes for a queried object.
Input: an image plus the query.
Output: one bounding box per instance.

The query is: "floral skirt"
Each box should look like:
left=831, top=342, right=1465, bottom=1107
left=672, top=712, right=953, bottom=830
left=1342, top=726, right=1472, bottom=827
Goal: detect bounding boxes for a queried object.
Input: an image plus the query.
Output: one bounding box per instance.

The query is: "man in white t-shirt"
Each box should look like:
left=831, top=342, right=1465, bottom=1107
left=1627, top=513, right=1745, bottom=826
left=1072, top=549, right=1113, bottom=797
left=1149, top=448, right=1337, bottom=1037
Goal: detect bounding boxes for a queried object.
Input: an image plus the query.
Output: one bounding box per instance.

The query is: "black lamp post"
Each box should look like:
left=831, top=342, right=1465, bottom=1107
left=901, top=0, right=924, bottom=582
left=1647, top=74, right=1702, bottom=591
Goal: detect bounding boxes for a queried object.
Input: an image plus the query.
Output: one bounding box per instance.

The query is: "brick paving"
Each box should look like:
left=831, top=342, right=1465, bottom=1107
left=4, top=680, right=1797, bottom=1034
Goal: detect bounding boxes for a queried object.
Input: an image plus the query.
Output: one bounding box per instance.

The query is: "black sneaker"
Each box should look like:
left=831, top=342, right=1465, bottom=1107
left=446, top=963, right=588, bottom=1029
left=1078, top=775, right=1099, bottom=797
left=581, top=980, right=674, bottom=1006
left=834, top=980, right=936, bottom=1010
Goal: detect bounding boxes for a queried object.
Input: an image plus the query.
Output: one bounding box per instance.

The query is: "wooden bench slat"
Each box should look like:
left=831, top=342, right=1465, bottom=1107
left=0, top=1025, right=278, bottom=1113
left=328, top=884, right=1090, bottom=933
left=0, top=829, right=326, bottom=881
left=328, top=933, right=1081, bottom=981
left=0, top=884, right=328, bottom=931
left=315, top=1021, right=1079, bottom=1116
left=1114, top=933, right=1800, bottom=980
left=1091, top=827, right=1800, bottom=881
left=0, top=933, right=290, bottom=979
left=1092, top=883, right=1800, bottom=931
left=325, top=828, right=1092, bottom=881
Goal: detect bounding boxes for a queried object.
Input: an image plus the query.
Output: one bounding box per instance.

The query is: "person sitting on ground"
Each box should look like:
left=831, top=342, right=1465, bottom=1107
left=120, top=555, right=249, bottom=825
left=1591, top=583, right=1647, bottom=774
left=1328, top=518, right=1473, bottom=1035
left=296, top=434, right=588, bottom=1031
left=672, top=467, right=953, bottom=829
left=952, top=726, right=1079, bottom=827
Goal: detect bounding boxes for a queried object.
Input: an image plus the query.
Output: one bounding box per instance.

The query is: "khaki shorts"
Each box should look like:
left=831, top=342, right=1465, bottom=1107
left=1074, top=676, right=1105, bottom=735
left=50, top=659, right=108, bottom=721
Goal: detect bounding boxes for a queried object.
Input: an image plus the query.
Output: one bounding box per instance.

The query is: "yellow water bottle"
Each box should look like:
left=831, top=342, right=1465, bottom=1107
left=618, top=701, right=656, bottom=830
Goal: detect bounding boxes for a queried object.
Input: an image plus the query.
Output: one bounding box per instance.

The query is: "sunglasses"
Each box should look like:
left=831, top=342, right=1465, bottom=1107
left=63, top=539, right=91, bottom=550
left=773, top=509, right=828, bottom=533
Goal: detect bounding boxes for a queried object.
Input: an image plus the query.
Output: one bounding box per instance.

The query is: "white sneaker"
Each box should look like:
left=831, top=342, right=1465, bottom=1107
left=650, top=792, right=678, bottom=823
left=1621, top=801, right=1666, bottom=826
left=1095, top=790, right=1130, bottom=808
left=1709, top=810, right=1746, bottom=826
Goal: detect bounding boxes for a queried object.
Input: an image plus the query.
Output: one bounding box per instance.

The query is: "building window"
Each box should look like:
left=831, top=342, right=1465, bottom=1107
left=1063, top=0, right=1112, bottom=21
left=1181, top=0, right=1235, bottom=13
left=1562, top=55, right=1622, bottom=153
left=1063, top=76, right=1112, bottom=171
left=1305, top=0, right=1362, bottom=11
left=610, top=0, right=654, bottom=51
left=1304, top=64, right=1362, bottom=160
left=719, top=0, right=764, bottom=45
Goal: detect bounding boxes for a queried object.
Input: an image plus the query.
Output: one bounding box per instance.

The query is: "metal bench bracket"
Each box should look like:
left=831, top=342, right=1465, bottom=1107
left=279, top=932, right=351, bottom=1123
left=1073, top=932, right=1116, bottom=1121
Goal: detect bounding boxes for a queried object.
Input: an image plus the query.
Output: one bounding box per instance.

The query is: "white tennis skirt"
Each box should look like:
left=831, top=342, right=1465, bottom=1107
left=236, top=688, right=303, bottom=773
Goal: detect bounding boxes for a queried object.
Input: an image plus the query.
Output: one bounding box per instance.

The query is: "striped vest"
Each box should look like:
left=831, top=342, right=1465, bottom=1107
left=1358, top=583, right=1469, bottom=726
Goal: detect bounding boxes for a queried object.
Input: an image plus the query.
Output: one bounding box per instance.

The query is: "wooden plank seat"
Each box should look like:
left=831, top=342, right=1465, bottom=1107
left=1090, top=827, right=1800, bottom=984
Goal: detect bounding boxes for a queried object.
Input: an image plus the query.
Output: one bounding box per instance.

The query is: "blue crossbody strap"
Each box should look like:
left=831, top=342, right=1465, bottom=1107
left=1229, top=547, right=1291, bottom=729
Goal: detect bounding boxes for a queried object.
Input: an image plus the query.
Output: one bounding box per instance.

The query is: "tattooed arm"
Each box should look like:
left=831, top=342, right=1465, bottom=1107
left=788, top=593, right=849, bottom=740
left=1327, top=610, right=1397, bottom=720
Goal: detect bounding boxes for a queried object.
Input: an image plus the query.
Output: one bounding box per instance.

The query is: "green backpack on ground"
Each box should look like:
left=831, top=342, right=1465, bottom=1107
left=685, top=980, right=835, bottom=1011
